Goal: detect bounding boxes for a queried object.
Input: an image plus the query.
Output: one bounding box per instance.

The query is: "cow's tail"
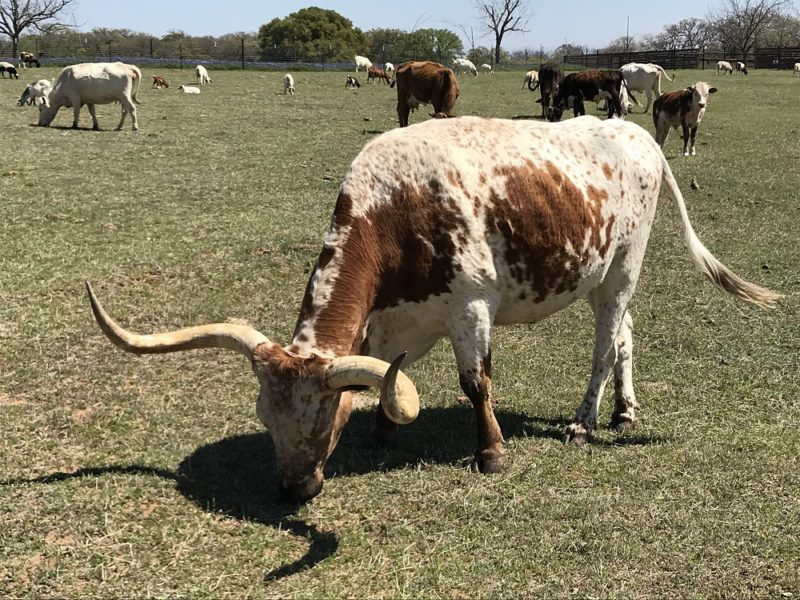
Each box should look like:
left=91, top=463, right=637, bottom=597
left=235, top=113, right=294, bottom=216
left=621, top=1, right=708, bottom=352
left=653, top=64, right=674, bottom=82
left=131, top=66, right=142, bottom=104
left=660, top=154, right=781, bottom=308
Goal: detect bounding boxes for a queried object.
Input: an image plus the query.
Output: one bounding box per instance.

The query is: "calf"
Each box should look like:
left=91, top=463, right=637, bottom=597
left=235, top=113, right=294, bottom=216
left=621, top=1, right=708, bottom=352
left=178, top=85, right=201, bottom=94
left=195, top=65, right=211, bottom=85
left=481, top=63, right=494, bottom=74
left=453, top=58, right=478, bottom=76
left=367, top=65, right=390, bottom=84
left=19, top=52, right=40, bottom=68
left=390, top=60, right=460, bottom=127
left=735, top=61, right=748, bottom=75
left=346, top=75, right=361, bottom=89
left=0, top=62, right=19, bottom=79
left=384, top=62, right=395, bottom=75
left=523, top=69, right=539, bottom=90
left=284, top=73, right=295, bottom=95
left=653, top=82, right=717, bottom=156
left=794, top=63, right=800, bottom=77
left=152, top=75, right=169, bottom=89
left=716, top=61, right=734, bottom=74
left=549, top=69, right=625, bottom=121
left=16, top=79, right=52, bottom=106
left=534, top=62, right=562, bottom=118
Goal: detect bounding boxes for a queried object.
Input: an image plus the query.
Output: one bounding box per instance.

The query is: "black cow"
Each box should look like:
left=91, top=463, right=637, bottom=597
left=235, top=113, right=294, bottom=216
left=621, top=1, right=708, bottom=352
left=548, top=69, right=625, bottom=121
left=534, top=62, right=563, bottom=119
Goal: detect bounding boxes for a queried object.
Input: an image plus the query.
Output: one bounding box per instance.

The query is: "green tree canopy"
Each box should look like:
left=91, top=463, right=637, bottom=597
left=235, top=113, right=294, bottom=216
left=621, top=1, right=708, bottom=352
left=258, top=7, right=366, bottom=61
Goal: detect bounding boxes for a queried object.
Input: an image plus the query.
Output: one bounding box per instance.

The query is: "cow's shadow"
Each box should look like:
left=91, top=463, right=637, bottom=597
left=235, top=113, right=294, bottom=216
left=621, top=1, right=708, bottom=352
left=2, top=404, right=667, bottom=581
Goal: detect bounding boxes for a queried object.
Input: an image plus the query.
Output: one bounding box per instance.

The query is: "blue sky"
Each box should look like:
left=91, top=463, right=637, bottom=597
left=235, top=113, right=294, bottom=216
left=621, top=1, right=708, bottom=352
left=66, top=1, right=798, bottom=51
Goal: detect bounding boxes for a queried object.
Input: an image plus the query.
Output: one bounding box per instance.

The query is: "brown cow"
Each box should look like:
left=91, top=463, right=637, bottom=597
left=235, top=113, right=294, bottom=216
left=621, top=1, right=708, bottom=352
left=367, top=65, right=390, bottom=84
left=152, top=75, right=169, bottom=89
left=389, top=61, right=459, bottom=127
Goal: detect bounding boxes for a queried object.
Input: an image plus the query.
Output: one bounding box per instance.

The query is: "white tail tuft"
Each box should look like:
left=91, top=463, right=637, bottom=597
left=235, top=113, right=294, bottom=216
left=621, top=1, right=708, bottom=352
left=660, top=155, right=782, bottom=308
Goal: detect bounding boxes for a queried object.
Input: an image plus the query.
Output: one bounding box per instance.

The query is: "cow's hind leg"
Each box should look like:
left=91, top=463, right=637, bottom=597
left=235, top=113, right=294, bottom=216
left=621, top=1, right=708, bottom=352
left=564, top=259, right=641, bottom=445
left=450, top=301, right=505, bottom=473
left=610, top=310, right=638, bottom=431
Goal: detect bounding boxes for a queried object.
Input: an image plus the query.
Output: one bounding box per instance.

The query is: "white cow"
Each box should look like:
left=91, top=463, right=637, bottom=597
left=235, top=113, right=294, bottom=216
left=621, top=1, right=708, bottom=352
left=794, top=63, right=800, bottom=77
left=283, top=73, right=295, bottom=95
left=178, top=85, right=201, bottom=94
left=620, top=62, right=673, bottom=113
left=17, top=79, right=52, bottom=107
left=453, top=58, right=478, bottom=76
left=481, top=63, right=493, bottom=74
left=195, top=65, right=211, bottom=85
left=355, top=55, right=372, bottom=72
left=522, top=69, right=539, bottom=90
left=38, top=62, right=141, bottom=131
left=716, top=60, right=734, bottom=74
left=384, top=62, right=395, bottom=75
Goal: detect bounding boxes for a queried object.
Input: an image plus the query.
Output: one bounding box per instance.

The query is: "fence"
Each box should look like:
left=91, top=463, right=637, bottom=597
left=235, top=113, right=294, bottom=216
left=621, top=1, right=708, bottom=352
left=562, top=47, right=800, bottom=70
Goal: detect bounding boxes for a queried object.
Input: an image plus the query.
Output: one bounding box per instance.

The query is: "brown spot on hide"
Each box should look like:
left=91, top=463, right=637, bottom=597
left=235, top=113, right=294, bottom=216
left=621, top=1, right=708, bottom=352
left=485, top=160, right=612, bottom=302
left=294, top=183, right=467, bottom=355
left=253, top=343, right=329, bottom=378
left=602, top=163, right=613, bottom=180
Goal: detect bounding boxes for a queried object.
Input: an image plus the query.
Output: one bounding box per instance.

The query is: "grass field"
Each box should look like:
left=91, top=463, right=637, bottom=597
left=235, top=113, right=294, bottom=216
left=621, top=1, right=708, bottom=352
left=1, top=66, right=798, bottom=598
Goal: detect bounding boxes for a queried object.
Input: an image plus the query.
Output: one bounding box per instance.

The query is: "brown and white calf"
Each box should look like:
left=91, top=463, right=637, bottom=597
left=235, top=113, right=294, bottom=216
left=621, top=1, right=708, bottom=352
left=19, top=52, right=40, bottom=68
left=653, top=82, right=717, bottom=156
left=152, top=75, right=169, bottom=89
left=88, top=116, right=779, bottom=503
left=389, top=60, right=459, bottom=127
left=367, top=65, right=390, bottom=84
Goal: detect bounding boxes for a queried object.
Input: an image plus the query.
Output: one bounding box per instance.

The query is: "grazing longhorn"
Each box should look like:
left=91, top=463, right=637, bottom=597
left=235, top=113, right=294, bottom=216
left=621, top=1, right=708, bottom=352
left=88, top=116, right=780, bottom=502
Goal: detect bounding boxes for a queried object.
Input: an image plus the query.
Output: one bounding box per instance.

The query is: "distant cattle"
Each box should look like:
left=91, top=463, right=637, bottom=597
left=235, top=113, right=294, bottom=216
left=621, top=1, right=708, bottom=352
left=549, top=69, right=626, bottom=121
left=453, top=58, right=478, bottom=76
left=534, top=62, right=562, bottom=118
left=346, top=75, right=361, bottom=89
left=735, top=61, right=748, bottom=75
left=284, top=73, right=295, bottom=95
left=620, top=62, right=673, bottom=113
left=522, top=69, right=538, bottom=90
left=195, top=65, right=211, bottom=85
left=0, top=61, right=19, bottom=79
left=367, top=65, right=391, bottom=84
left=716, top=61, right=734, bottom=74
left=19, top=52, right=40, bottom=68
left=38, top=62, right=141, bottom=131
left=152, top=75, right=169, bottom=89
left=653, top=82, right=717, bottom=156
left=178, top=85, right=201, bottom=94
left=384, top=62, right=395, bottom=75
left=481, top=63, right=493, bottom=74
left=355, top=55, right=373, bottom=72
left=794, top=63, right=800, bottom=77
left=390, top=60, right=460, bottom=127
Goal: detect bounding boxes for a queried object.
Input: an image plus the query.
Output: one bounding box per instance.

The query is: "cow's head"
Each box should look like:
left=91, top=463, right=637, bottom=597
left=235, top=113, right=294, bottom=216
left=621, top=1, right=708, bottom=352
left=687, top=82, right=717, bottom=110
left=86, top=282, right=419, bottom=502
left=546, top=101, right=564, bottom=122
left=38, top=101, right=57, bottom=126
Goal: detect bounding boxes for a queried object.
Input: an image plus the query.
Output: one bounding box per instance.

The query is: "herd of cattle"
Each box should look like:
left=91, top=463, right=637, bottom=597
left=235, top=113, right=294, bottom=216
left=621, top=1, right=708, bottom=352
left=4, top=52, right=784, bottom=502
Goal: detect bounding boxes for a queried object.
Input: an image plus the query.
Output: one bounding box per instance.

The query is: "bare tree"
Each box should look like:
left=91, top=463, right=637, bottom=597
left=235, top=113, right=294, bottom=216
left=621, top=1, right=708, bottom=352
left=0, top=0, right=75, bottom=56
left=474, top=0, right=531, bottom=64
left=708, top=0, right=792, bottom=57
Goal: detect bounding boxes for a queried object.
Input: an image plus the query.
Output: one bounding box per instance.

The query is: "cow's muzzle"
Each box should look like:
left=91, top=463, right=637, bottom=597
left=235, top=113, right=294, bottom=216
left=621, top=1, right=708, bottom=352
left=279, top=474, right=324, bottom=504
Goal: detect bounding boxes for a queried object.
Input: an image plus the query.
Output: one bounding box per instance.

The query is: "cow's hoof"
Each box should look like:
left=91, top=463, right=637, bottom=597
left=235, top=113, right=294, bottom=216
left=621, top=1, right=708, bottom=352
left=610, top=413, right=637, bottom=433
left=470, top=448, right=507, bottom=473
left=562, top=423, right=591, bottom=446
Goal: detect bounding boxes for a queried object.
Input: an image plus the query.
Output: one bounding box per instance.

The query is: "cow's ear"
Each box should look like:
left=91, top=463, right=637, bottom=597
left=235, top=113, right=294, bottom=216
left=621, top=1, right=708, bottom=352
left=708, top=87, right=718, bottom=94
left=686, top=85, right=695, bottom=92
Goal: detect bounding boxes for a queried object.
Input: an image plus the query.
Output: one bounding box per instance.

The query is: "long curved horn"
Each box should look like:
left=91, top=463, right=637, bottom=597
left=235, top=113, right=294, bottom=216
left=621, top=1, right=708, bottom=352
left=86, top=281, right=270, bottom=359
left=324, top=352, right=419, bottom=425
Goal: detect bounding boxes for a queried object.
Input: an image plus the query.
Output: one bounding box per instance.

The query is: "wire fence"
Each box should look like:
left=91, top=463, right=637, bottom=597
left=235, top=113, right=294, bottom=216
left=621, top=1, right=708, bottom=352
left=562, top=47, right=800, bottom=70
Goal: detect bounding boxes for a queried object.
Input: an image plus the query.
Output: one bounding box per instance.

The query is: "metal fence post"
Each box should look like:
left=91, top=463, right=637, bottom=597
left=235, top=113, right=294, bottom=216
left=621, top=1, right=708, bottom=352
left=241, top=38, right=245, bottom=69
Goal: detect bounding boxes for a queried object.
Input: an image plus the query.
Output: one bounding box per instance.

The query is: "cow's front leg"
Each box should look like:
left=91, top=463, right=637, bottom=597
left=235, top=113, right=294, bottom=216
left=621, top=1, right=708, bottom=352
left=610, top=310, right=639, bottom=431
left=689, top=125, right=699, bottom=156
left=681, top=121, right=691, bottom=156
left=72, top=103, right=83, bottom=129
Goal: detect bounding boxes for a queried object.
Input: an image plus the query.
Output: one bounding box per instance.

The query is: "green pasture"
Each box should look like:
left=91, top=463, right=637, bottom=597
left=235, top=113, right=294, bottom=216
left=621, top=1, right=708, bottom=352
left=0, top=67, right=798, bottom=598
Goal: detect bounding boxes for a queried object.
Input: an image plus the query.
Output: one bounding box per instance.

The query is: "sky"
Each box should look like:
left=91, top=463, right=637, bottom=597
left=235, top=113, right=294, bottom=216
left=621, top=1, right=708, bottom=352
left=65, top=0, right=797, bottom=51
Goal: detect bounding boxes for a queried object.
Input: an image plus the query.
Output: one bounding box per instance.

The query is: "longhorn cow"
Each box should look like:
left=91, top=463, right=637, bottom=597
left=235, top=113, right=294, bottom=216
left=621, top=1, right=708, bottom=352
left=88, top=116, right=780, bottom=502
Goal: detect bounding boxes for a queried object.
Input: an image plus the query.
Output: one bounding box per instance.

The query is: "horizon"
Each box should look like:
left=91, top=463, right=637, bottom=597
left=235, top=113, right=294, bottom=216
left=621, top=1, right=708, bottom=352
left=53, top=0, right=800, bottom=53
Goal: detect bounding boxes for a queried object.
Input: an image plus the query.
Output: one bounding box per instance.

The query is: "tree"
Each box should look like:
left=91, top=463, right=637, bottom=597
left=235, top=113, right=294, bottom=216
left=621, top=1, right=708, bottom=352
left=0, top=0, right=75, bottom=56
left=758, top=13, right=800, bottom=46
left=708, top=0, right=792, bottom=56
left=258, top=7, right=366, bottom=62
left=474, top=0, right=531, bottom=64
left=601, top=35, right=640, bottom=53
